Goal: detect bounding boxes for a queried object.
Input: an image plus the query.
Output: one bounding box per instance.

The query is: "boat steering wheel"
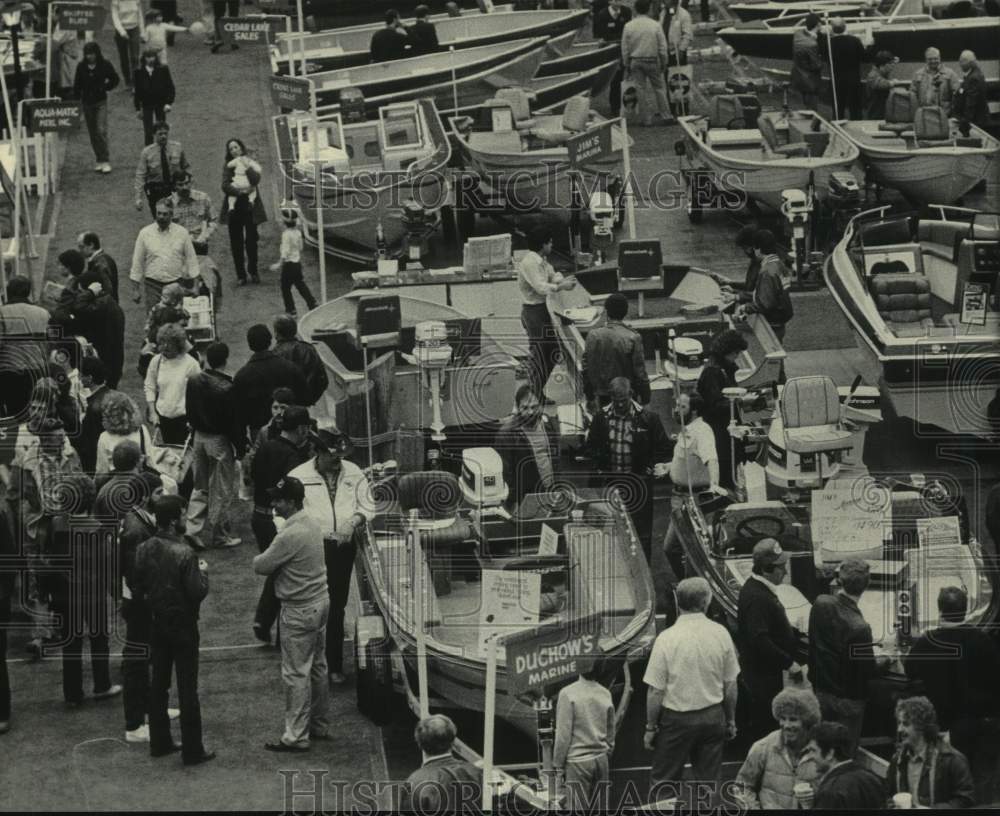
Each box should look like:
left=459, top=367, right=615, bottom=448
left=735, top=514, right=787, bottom=541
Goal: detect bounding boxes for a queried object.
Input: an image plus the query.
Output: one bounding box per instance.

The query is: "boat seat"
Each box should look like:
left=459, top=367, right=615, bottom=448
left=468, top=130, right=523, bottom=153
left=780, top=375, right=854, bottom=457
left=495, top=87, right=537, bottom=129
left=708, top=95, right=747, bottom=129
left=870, top=272, right=935, bottom=334
left=533, top=96, right=594, bottom=145
left=758, top=116, right=809, bottom=158
left=914, top=105, right=952, bottom=147
left=878, top=88, right=916, bottom=135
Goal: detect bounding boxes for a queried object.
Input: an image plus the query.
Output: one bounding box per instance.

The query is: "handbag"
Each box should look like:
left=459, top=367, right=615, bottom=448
left=620, top=74, right=641, bottom=125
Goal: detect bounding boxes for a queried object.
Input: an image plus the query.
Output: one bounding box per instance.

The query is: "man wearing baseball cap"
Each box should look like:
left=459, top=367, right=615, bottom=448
left=254, top=476, right=330, bottom=752
left=737, top=539, right=801, bottom=745
left=865, top=50, right=899, bottom=120
left=288, top=422, right=375, bottom=685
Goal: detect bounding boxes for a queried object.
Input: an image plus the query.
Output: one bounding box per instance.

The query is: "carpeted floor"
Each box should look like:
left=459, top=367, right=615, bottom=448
left=783, top=289, right=858, bottom=351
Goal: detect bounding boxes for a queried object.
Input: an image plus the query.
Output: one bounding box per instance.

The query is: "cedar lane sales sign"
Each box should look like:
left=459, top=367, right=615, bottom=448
left=270, top=76, right=312, bottom=111
left=504, top=614, right=602, bottom=696
left=219, top=16, right=284, bottom=46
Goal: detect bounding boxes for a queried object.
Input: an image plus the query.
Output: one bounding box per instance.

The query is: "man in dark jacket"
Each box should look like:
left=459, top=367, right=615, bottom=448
left=807, top=559, right=888, bottom=756
left=951, top=50, right=989, bottom=136
left=887, top=696, right=975, bottom=809
left=272, top=315, right=329, bottom=407
left=594, top=0, right=632, bottom=115
left=184, top=342, right=243, bottom=550
left=401, top=714, right=481, bottom=812
left=407, top=5, right=439, bottom=56
left=133, top=494, right=214, bottom=766
left=493, top=384, right=560, bottom=511
left=79, top=357, right=121, bottom=474
left=744, top=230, right=792, bottom=342
left=806, top=722, right=884, bottom=809
left=250, top=405, right=315, bottom=644
left=233, top=324, right=308, bottom=441
left=582, top=292, right=650, bottom=410
left=78, top=231, right=120, bottom=303
left=737, top=539, right=800, bottom=745
left=822, top=18, right=866, bottom=119
left=587, top=377, right=669, bottom=562
left=133, top=46, right=176, bottom=146
left=903, top=585, right=1000, bottom=803
left=369, top=9, right=408, bottom=63
left=791, top=13, right=823, bottom=110
left=73, top=41, right=119, bottom=173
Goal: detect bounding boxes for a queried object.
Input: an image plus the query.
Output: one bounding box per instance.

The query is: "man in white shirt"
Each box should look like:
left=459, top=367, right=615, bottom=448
left=518, top=229, right=575, bottom=405
left=644, top=577, right=739, bottom=808
left=669, top=393, right=721, bottom=492
left=130, top=197, right=200, bottom=305
left=663, top=0, right=692, bottom=66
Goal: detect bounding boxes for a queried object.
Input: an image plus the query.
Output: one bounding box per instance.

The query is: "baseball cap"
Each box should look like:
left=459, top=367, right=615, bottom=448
left=311, top=422, right=353, bottom=456
left=267, top=476, right=305, bottom=503
left=874, top=50, right=897, bottom=67
left=280, top=405, right=312, bottom=431
left=752, top=538, right=788, bottom=569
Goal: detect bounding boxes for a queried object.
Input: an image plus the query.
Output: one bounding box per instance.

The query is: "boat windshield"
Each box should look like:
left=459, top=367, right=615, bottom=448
left=380, top=105, right=423, bottom=151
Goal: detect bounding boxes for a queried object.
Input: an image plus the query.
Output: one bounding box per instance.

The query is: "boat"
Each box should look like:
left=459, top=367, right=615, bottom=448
left=309, top=37, right=550, bottom=108
left=824, top=204, right=1000, bottom=438
left=449, top=92, right=629, bottom=213
left=546, top=263, right=787, bottom=438
left=295, top=0, right=501, bottom=30
left=726, top=1, right=869, bottom=23
left=535, top=40, right=620, bottom=79
left=716, top=0, right=1000, bottom=88
left=828, top=116, right=1000, bottom=205
left=271, top=8, right=588, bottom=73
left=272, top=98, right=451, bottom=253
left=669, top=375, right=996, bottom=739
left=676, top=107, right=861, bottom=211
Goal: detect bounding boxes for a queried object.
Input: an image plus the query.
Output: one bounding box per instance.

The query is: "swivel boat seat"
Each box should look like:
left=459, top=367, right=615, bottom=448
left=878, top=88, right=916, bottom=135
left=765, top=375, right=855, bottom=489
left=494, top=87, right=538, bottom=130
left=398, top=470, right=479, bottom=596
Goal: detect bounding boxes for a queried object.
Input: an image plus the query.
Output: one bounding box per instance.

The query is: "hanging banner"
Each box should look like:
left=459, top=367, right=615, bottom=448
left=56, top=3, right=107, bottom=31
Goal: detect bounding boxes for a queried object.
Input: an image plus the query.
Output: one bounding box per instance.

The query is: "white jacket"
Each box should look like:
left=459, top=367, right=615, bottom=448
left=288, top=457, right=376, bottom=539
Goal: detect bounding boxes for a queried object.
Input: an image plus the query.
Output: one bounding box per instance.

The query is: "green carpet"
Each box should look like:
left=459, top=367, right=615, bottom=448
left=783, top=289, right=859, bottom=351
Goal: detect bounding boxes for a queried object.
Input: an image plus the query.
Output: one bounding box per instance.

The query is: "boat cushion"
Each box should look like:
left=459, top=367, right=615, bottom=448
left=561, top=96, right=591, bottom=133
left=708, top=95, right=745, bottom=129
left=495, top=87, right=537, bottom=128
left=781, top=375, right=841, bottom=430
left=468, top=130, right=524, bottom=153
left=870, top=272, right=933, bottom=325
left=758, top=116, right=810, bottom=158
left=878, top=88, right=916, bottom=134
left=399, top=471, right=462, bottom=519
left=914, top=106, right=950, bottom=141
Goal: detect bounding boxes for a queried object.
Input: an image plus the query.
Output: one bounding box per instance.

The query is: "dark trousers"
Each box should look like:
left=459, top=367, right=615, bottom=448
left=832, top=80, right=864, bottom=120
left=51, top=579, right=112, bottom=703
left=121, top=600, right=151, bottom=732
left=951, top=717, right=1000, bottom=804
left=609, top=64, right=624, bottom=116
left=741, top=671, right=783, bottom=746
left=148, top=622, right=204, bottom=760
left=82, top=101, right=109, bottom=163
left=157, top=414, right=189, bottom=445
left=649, top=704, right=726, bottom=807
left=521, top=302, right=559, bottom=399
left=252, top=511, right=280, bottom=634
left=228, top=211, right=259, bottom=282
left=324, top=539, right=357, bottom=674
left=141, top=105, right=167, bottom=147
left=213, top=0, right=240, bottom=41
left=114, top=27, right=141, bottom=87
left=280, top=261, right=317, bottom=314
left=0, top=595, right=10, bottom=722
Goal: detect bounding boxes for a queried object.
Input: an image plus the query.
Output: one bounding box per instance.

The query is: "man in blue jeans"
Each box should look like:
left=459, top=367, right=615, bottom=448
left=255, top=477, right=331, bottom=752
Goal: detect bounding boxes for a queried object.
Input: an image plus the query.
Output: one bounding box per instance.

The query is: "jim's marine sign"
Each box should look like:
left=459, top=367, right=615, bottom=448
left=504, top=614, right=603, bottom=696
left=27, top=101, right=82, bottom=132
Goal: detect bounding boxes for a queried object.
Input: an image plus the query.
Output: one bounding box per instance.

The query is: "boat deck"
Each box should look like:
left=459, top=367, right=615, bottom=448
left=839, top=119, right=999, bottom=152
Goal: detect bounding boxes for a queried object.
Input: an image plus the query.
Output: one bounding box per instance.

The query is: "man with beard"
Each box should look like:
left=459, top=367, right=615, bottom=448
left=288, top=424, right=374, bottom=685
left=805, top=722, right=884, bottom=809
left=493, top=384, right=561, bottom=511
left=586, top=377, right=669, bottom=563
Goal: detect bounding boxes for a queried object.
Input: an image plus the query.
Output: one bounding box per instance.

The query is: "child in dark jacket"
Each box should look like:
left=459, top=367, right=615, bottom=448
left=73, top=42, right=120, bottom=172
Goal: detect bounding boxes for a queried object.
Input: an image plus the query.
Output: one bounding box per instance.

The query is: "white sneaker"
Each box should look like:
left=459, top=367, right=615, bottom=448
left=126, top=724, right=150, bottom=743
left=94, top=163, right=102, bottom=172
left=101, top=163, right=112, bottom=174
left=168, top=708, right=180, bottom=720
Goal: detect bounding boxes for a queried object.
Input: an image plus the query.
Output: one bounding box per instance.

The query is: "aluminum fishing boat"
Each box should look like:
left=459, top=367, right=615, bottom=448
left=677, top=108, right=860, bottom=211
left=727, top=1, right=869, bottom=23
left=824, top=205, right=1000, bottom=438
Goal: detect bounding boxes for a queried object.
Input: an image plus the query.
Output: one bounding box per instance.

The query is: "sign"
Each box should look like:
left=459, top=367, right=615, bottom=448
left=504, top=615, right=603, bottom=696
left=917, top=516, right=962, bottom=549
left=477, top=569, right=540, bottom=659
left=538, top=523, right=559, bottom=557
left=219, top=16, right=285, bottom=46
left=270, top=75, right=312, bottom=111
left=810, top=477, right=892, bottom=563
left=56, top=3, right=107, bottom=31
left=26, top=100, right=82, bottom=132
left=618, top=238, right=662, bottom=280
left=566, top=121, right=614, bottom=168
left=960, top=283, right=988, bottom=325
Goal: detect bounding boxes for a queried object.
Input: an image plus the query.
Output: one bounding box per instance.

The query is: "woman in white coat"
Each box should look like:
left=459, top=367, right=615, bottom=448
left=288, top=424, right=375, bottom=684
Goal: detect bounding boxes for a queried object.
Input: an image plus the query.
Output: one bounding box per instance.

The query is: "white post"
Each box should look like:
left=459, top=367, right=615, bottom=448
left=450, top=45, right=458, bottom=116
left=619, top=116, right=636, bottom=240
left=45, top=2, right=55, bottom=100
left=296, top=0, right=307, bottom=78
left=409, top=513, right=430, bottom=720
left=310, top=78, right=327, bottom=304
left=482, top=634, right=499, bottom=813
left=284, top=15, right=293, bottom=77
left=824, top=12, right=839, bottom=118
left=11, top=95, right=22, bottom=278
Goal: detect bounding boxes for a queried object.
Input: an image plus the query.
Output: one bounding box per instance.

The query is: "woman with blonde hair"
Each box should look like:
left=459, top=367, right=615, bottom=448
left=144, top=323, right=199, bottom=444
left=95, top=392, right=155, bottom=476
